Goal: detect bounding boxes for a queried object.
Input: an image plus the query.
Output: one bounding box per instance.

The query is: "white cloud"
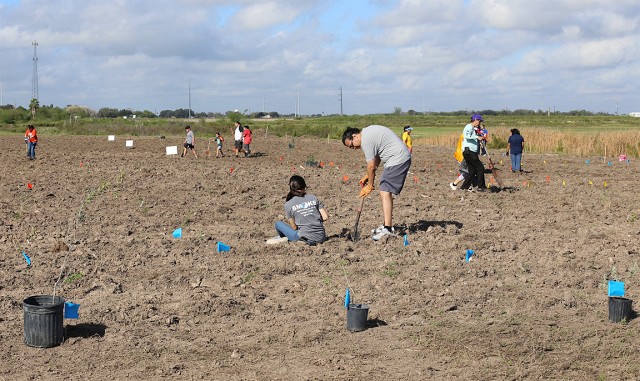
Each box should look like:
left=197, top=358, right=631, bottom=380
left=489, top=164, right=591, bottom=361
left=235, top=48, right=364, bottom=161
left=0, top=0, right=638, bottom=114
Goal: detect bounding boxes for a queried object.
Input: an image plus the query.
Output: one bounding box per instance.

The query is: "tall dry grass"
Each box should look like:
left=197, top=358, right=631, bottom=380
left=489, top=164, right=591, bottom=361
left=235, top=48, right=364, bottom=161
left=417, top=128, right=640, bottom=158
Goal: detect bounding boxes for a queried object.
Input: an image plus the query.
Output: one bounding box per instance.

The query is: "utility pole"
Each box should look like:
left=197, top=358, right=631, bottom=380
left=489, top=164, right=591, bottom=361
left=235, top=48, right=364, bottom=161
left=188, top=81, right=191, bottom=119
left=339, top=86, right=343, bottom=116
left=32, top=41, right=39, bottom=101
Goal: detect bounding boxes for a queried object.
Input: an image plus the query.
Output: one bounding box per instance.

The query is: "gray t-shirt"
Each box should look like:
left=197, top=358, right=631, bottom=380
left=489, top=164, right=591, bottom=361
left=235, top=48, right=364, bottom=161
left=361, top=125, right=411, bottom=168
left=284, top=194, right=326, bottom=243
left=186, top=130, right=194, bottom=145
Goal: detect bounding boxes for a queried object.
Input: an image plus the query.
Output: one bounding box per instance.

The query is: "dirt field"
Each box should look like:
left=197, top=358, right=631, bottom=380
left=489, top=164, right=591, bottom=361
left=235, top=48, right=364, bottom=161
left=1, top=132, right=638, bottom=380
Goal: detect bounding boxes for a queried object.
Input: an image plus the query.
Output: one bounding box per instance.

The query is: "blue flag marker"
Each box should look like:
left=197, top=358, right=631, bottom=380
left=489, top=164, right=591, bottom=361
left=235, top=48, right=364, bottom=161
left=465, top=249, right=474, bottom=262
left=344, top=288, right=351, bottom=308
left=64, top=301, right=80, bottom=319
left=607, top=161, right=613, bottom=166
left=608, top=280, right=625, bottom=297
left=22, top=251, right=31, bottom=266
left=172, top=227, right=182, bottom=239
left=585, top=159, right=590, bottom=164
left=403, top=234, right=409, bottom=246
left=216, top=241, right=230, bottom=252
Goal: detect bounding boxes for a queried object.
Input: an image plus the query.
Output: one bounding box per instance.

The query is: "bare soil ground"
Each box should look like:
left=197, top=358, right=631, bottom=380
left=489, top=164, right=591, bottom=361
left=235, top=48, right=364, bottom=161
left=1, top=133, right=639, bottom=380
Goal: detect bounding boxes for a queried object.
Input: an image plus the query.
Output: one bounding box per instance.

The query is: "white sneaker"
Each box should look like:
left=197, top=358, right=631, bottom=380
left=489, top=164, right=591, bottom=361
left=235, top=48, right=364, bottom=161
left=371, top=224, right=385, bottom=234
left=266, top=236, right=288, bottom=245
left=372, top=227, right=395, bottom=241
left=449, top=182, right=457, bottom=190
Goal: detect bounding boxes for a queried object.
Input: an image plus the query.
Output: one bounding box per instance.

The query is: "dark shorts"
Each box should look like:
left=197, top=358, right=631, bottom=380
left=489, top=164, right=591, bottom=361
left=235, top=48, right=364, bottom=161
left=183, top=143, right=194, bottom=150
left=235, top=140, right=243, bottom=149
left=243, top=143, right=251, bottom=152
left=379, top=158, right=411, bottom=195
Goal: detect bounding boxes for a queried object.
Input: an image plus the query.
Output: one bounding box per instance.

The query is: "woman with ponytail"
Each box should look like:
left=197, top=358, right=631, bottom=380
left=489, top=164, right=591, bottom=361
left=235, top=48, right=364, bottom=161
left=267, top=175, right=328, bottom=245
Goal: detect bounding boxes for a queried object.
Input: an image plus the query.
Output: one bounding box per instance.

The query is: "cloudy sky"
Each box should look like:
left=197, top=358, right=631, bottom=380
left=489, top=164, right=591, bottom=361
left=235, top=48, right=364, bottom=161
left=0, top=0, right=638, bottom=115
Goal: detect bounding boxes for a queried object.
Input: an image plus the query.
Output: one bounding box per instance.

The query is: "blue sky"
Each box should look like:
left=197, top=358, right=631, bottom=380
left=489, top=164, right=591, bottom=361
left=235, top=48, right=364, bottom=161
left=0, top=0, right=638, bottom=115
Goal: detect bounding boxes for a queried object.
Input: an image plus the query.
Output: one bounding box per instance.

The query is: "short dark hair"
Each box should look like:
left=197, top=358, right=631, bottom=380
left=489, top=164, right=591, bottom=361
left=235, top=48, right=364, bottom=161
left=510, top=128, right=520, bottom=135
left=185, top=125, right=191, bottom=129
left=341, top=127, right=360, bottom=145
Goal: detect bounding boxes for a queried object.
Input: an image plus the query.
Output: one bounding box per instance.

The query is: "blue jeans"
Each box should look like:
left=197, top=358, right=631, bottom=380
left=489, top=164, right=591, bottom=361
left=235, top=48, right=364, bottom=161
left=275, top=221, right=300, bottom=242
left=510, top=153, right=522, bottom=171
left=27, top=142, right=37, bottom=159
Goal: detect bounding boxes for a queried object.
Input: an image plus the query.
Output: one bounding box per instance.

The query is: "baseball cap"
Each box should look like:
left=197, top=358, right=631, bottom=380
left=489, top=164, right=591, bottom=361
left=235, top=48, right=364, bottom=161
left=471, top=114, right=483, bottom=122
left=404, top=125, right=413, bottom=131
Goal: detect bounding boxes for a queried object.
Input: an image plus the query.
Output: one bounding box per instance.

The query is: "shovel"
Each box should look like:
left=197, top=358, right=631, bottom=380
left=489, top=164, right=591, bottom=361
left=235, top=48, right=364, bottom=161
left=481, top=140, right=503, bottom=188
left=205, top=139, right=212, bottom=158
left=348, top=196, right=366, bottom=242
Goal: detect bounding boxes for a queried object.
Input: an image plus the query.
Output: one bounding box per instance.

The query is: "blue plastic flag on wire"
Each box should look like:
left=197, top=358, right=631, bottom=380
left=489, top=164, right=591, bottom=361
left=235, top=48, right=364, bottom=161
left=22, top=251, right=31, bottom=266
left=64, top=301, right=80, bottom=319
left=465, top=249, right=474, bottom=262
left=608, top=280, right=625, bottom=297
left=403, top=234, right=409, bottom=246
left=172, top=228, right=182, bottom=239
left=216, top=242, right=231, bottom=252
left=344, top=288, right=351, bottom=308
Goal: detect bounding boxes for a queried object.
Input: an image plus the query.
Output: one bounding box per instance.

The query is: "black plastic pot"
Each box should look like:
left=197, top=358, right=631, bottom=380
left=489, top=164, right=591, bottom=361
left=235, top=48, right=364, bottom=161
left=23, top=295, right=65, bottom=348
left=346, top=303, right=369, bottom=332
left=608, top=297, right=632, bottom=323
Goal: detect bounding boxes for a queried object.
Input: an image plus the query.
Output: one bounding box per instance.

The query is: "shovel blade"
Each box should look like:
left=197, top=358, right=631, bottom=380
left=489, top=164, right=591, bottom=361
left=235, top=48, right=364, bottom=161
left=349, top=226, right=361, bottom=242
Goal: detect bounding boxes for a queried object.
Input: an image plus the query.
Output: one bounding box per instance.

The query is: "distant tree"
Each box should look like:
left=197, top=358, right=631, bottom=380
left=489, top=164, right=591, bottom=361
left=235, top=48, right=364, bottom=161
left=118, top=109, right=133, bottom=117
left=407, top=109, right=417, bottom=116
left=29, top=98, right=39, bottom=119
left=225, top=110, right=243, bottom=125
left=138, top=110, right=157, bottom=118
left=98, top=108, right=119, bottom=118
left=393, top=107, right=402, bottom=115
left=268, top=111, right=280, bottom=118
left=159, top=110, right=174, bottom=118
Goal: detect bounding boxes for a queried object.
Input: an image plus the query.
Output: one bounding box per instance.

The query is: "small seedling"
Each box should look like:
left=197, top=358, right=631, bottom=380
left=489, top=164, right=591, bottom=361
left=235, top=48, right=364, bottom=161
left=383, top=262, right=399, bottom=277
left=241, top=267, right=259, bottom=285
left=64, top=272, right=84, bottom=283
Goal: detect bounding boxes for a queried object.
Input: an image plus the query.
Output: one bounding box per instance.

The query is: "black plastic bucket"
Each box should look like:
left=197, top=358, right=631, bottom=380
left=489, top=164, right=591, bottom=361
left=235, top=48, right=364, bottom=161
left=346, top=303, right=369, bottom=332
left=608, top=297, right=632, bottom=323
left=23, top=295, right=65, bottom=348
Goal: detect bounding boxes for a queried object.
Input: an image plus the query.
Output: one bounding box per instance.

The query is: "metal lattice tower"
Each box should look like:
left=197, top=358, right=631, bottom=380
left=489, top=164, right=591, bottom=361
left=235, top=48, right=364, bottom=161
left=32, top=41, right=39, bottom=100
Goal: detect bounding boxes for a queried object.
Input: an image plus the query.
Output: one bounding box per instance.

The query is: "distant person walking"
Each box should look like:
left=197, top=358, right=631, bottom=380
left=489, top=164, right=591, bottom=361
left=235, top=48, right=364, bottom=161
left=231, top=121, right=244, bottom=158
left=460, top=114, right=487, bottom=192
left=25, top=124, right=38, bottom=160
left=342, top=125, right=411, bottom=241
left=402, top=125, right=413, bottom=154
left=181, top=125, right=198, bottom=158
left=506, top=128, right=525, bottom=172
left=242, top=125, right=252, bottom=157
left=214, top=132, right=225, bottom=158
left=267, top=175, right=328, bottom=245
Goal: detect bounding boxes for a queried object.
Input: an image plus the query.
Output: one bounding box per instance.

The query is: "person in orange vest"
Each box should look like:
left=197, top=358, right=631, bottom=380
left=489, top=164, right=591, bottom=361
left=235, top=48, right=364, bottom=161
left=25, top=124, right=38, bottom=160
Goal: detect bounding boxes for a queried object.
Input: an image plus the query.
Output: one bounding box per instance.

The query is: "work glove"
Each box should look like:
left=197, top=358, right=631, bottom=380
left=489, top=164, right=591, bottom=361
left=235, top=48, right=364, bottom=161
left=359, top=183, right=374, bottom=198
left=359, top=174, right=369, bottom=187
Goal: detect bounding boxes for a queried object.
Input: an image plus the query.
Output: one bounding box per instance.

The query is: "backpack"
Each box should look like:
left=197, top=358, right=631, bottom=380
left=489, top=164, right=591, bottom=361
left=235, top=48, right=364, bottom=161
left=454, top=133, right=464, bottom=163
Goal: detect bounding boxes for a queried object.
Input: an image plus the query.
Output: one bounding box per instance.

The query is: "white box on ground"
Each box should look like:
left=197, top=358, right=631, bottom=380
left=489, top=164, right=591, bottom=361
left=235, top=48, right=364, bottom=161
left=125, top=140, right=134, bottom=148
left=166, top=146, right=178, bottom=155
left=108, top=135, right=115, bottom=141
